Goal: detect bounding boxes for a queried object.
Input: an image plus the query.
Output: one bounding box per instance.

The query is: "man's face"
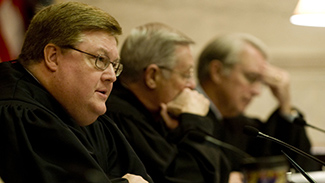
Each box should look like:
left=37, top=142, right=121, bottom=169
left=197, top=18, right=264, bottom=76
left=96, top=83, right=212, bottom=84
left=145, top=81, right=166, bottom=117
left=217, top=44, right=266, bottom=117
left=158, top=45, right=196, bottom=104
left=52, top=31, right=119, bottom=126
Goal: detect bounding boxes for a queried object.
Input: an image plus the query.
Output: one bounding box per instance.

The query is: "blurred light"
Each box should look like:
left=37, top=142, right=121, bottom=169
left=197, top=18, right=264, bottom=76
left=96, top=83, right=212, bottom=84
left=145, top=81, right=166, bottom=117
left=290, top=0, right=325, bottom=27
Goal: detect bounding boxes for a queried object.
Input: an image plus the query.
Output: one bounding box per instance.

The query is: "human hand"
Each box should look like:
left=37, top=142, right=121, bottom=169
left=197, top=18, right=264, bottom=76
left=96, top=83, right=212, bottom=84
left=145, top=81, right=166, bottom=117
left=160, top=103, right=179, bottom=129
left=122, top=173, right=148, bottom=183
left=160, top=88, right=209, bottom=130
left=228, top=171, right=244, bottom=183
left=262, top=63, right=291, bottom=114
left=166, top=88, right=210, bottom=117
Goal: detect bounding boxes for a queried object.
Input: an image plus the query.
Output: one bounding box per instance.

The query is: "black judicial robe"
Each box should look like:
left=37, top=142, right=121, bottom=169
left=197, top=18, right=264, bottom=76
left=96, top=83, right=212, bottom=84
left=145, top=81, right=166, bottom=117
left=209, top=109, right=320, bottom=172
left=0, top=61, right=153, bottom=183
left=105, top=80, right=231, bottom=183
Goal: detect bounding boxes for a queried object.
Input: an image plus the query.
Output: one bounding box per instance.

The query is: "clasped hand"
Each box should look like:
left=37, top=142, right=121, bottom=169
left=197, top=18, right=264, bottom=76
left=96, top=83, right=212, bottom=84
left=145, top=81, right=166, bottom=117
left=160, top=88, right=210, bottom=129
left=262, top=63, right=291, bottom=114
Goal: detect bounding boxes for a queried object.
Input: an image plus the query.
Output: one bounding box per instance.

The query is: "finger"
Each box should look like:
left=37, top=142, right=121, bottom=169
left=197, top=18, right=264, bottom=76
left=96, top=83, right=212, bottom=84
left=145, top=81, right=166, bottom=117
left=160, top=103, right=179, bottom=129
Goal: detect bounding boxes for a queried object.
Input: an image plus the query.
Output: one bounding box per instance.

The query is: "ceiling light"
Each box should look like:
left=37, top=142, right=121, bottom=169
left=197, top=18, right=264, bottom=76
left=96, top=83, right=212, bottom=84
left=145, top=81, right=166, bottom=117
left=290, top=0, right=325, bottom=27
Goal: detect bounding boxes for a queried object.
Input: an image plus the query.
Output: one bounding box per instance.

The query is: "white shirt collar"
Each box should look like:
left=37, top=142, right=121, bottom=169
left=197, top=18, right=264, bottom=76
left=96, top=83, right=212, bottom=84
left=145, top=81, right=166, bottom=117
left=196, top=84, right=223, bottom=120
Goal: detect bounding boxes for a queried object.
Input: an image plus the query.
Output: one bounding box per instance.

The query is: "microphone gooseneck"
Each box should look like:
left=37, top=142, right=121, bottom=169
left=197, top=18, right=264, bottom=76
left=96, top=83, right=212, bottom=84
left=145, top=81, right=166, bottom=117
left=243, top=125, right=325, bottom=166
left=188, top=131, right=252, bottom=158
left=294, top=118, right=325, bottom=134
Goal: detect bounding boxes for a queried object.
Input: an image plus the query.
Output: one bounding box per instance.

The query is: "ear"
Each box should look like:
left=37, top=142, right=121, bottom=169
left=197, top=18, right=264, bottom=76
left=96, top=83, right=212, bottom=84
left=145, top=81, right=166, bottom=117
left=43, top=43, right=60, bottom=72
left=144, top=64, right=160, bottom=89
left=209, top=60, right=224, bottom=84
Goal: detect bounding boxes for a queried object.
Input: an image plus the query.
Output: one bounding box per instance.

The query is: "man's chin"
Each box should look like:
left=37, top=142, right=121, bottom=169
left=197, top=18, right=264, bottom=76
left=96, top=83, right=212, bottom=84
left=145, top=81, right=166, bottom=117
left=229, top=108, right=243, bottom=117
left=97, top=107, right=107, bottom=116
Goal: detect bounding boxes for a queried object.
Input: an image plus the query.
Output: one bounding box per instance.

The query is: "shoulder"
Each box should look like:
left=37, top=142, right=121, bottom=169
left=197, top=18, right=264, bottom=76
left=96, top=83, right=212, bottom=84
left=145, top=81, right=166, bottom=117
left=0, top=98, right=73, bottom=132
left=0, top=99, right=54, bottom=116
left=106, top=92, right=148, bottom=121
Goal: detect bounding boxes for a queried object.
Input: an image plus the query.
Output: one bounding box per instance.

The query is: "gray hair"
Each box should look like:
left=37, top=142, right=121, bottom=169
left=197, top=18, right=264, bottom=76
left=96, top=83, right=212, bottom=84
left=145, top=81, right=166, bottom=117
left=197, top=33, right=268, bottom=84
left=119, top=22, right=194, bottom=83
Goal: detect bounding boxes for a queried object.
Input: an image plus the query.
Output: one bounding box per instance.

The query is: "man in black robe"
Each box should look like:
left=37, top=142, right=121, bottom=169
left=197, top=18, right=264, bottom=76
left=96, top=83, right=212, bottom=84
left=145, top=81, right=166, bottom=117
left=196, top=33, right=320, bottom=175
left=0, top=2, right=152, bottom=183
left=105, top=22, right=231, bottom=183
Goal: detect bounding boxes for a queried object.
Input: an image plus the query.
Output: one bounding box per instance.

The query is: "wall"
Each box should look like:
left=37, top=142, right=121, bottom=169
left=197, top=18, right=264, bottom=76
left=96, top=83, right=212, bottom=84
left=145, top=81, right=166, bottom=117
left=58, top=0, right=325, bottom=149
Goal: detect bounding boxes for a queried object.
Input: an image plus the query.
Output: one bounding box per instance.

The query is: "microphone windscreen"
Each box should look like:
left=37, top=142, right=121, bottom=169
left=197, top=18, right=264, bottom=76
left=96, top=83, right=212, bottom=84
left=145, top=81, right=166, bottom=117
left=243, top=126, right=259, bottom=137
left=187, top=131, right=206, bottom=143
left=293, top=118, right=307, bottom=126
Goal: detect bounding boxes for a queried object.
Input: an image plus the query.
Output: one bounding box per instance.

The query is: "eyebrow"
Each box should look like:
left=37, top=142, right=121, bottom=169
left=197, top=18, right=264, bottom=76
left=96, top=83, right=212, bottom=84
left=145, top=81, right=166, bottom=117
left=112, top=58, right=121, bottom=63
left=97, top=48, right=120, bottom=63
left=243, top=71, right=261, bottom=76
left=95, top=48, right=110, bottom=56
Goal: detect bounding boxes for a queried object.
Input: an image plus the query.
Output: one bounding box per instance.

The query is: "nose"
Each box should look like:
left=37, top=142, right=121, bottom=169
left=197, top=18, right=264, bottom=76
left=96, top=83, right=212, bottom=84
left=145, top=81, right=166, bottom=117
left=102, top=64, right=117, bottom=82
left=186, top=77, right=196, bottom=90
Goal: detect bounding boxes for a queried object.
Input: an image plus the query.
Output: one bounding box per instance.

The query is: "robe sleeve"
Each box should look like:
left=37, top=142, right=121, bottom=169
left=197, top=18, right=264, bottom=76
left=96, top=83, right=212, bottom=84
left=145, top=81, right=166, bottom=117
left=106, top=111, right=231, bottom=183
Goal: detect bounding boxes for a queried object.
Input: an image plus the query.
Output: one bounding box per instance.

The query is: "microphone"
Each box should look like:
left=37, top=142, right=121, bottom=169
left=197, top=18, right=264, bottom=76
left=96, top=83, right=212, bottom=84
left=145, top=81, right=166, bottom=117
left=188, top=131, right=252, bottom=158
left=294, top=118, right=325, bottom=134
left=243, top=126, right=325, bottom=166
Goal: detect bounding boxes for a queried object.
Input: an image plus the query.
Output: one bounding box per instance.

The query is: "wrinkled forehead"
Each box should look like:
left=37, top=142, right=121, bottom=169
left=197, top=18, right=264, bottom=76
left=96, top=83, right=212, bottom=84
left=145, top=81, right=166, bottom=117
left=78, top=31, right=119, bottom=59
left=173, top=45, right=194, bottom=70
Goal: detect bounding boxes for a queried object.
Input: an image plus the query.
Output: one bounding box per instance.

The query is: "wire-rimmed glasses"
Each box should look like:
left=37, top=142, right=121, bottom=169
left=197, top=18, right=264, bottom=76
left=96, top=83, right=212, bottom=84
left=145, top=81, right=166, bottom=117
left=62, top=45, right=123, bottom=76
left=159, top=66, right=194, bottom=82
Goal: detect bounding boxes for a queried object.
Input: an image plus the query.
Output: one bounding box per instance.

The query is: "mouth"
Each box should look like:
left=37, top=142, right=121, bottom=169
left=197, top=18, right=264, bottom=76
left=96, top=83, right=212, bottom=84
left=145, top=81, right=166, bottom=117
left=96, top=89, right=108, bottom=99
left=97, top=90, right=107, bottom=94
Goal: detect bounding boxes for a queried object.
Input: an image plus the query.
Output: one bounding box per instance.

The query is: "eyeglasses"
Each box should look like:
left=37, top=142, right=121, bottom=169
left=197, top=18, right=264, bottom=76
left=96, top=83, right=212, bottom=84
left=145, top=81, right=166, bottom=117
left=243, top=72, right=261, bottom=84
left=159, top=66, right=194, bottom=81
left=62, top=45, right=123, bottom=76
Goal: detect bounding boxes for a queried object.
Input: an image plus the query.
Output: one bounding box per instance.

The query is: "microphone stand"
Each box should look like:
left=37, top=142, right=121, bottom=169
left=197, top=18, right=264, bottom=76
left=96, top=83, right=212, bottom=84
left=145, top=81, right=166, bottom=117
left=282, top=150, right=316, bottom=183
